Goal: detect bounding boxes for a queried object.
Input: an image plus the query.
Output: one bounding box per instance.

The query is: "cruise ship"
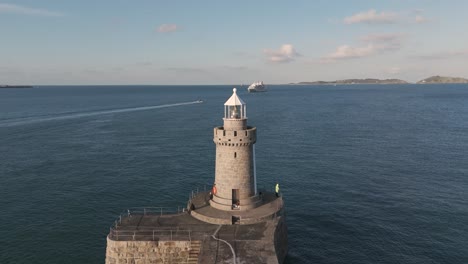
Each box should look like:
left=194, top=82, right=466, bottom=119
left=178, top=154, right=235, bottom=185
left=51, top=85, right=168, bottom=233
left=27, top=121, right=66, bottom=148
left=247, top=81, right=266, bottom=93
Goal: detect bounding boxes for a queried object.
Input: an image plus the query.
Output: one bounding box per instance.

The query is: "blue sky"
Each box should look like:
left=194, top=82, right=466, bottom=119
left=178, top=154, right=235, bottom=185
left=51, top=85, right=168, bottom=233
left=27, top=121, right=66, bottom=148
left=1, top=0, right=467, bottom=84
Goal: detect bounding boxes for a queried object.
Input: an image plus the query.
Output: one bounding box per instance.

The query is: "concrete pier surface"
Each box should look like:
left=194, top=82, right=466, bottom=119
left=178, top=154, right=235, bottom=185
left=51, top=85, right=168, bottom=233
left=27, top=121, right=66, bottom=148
left=106, top=192, right=287, bottom=264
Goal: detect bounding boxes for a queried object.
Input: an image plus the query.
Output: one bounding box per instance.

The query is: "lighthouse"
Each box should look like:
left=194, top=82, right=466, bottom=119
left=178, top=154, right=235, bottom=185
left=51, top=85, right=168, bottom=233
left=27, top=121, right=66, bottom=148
left=106, top=88, right=288, bottom=264
left=209, top=88, right=262, bottom=211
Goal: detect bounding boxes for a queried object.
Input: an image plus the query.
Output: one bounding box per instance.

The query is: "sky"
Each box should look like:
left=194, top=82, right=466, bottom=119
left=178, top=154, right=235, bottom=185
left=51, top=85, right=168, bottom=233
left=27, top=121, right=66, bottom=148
left=1, top=0, right=467, bottom=85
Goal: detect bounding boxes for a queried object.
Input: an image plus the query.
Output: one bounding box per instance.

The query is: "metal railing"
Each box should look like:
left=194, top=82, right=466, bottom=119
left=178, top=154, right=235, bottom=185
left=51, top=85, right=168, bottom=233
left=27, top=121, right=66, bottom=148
left=126, top=206, right=186, bottom=216
left=187, top=184, right=213, bottom=207
left=188, top=184, right=212, bottom=199
left=109, top=228, right=192, bottom=242
left=111, top=206, right=187, bottom=229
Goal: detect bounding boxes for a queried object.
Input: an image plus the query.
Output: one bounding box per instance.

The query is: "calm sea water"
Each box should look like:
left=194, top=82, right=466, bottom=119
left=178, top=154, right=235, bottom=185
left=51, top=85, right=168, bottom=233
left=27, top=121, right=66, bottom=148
left=1, top=85, right=467, bottom=263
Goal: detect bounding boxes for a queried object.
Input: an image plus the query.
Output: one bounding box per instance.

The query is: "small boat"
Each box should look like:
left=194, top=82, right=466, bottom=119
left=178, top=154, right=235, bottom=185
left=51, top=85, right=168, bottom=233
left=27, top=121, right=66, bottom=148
left=196, top=99, right=203, bottom=103
left=247, top=81, right=266, bottom=93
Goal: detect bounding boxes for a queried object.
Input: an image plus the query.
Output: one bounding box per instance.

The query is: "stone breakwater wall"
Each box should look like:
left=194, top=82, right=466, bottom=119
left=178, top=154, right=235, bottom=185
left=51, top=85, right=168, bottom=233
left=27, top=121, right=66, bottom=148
left=106, top=238, right=194, bottom=264
left=274, top=216, right=288, bottom=263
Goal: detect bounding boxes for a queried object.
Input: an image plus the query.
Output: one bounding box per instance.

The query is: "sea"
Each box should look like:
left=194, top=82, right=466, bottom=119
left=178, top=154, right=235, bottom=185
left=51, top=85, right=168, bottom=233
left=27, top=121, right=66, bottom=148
left=1, top=84, right=467, bottom=264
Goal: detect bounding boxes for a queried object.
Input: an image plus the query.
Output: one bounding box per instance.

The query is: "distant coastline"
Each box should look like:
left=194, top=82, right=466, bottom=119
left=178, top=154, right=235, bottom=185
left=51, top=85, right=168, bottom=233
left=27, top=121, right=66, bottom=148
left=291, top=78, right=407, bottom=85
left=290, top=75, right=468, bottom=85
left=0, top=85, right=33, bottom=88
left=416, top=76, right=468, bottom=84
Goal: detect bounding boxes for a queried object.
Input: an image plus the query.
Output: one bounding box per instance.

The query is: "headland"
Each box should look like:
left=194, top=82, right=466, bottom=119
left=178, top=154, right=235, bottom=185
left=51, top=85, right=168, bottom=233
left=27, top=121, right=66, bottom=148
left=290, top=75, right=468, bottom=85
left=416, top=75, right=468, bottom=84
left=292, top=78, right=408, bottom=85
left=0, top=85, right=33, bottom=88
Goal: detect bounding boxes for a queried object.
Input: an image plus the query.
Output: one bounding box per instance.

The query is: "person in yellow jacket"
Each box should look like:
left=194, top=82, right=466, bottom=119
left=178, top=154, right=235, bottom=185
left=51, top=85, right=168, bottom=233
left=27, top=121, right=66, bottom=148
left=275, top=183, right=280, bottom=197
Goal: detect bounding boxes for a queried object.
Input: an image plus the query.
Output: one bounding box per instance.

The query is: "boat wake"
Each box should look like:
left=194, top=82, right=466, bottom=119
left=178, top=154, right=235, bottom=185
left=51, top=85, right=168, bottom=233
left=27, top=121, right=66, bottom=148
left=0, top=101, right=201, bottom=128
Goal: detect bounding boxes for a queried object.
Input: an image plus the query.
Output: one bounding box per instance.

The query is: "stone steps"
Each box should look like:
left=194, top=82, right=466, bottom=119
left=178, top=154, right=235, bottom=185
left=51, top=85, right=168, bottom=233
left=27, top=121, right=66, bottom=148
left=187, top=240, right=201, bottom=264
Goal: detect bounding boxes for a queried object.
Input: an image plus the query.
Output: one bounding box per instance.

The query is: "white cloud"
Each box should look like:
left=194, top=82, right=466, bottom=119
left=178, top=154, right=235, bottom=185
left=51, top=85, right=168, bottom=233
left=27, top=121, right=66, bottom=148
left=322, top=33, right=405, bottom=62
left=414, top=15, right=428, bottom=24
left=263, top=44, right=300, bottom=63
left=157, top=24, right=179, bottom=33
left=411, top=9, right=430, bottom=24
left=321, top=45, right=377, bottom=62
left=0, top=3, right=64, bottom=17
left=360, top=33, right=403, bottom=43
left=344, top=9, right=398, bottom=24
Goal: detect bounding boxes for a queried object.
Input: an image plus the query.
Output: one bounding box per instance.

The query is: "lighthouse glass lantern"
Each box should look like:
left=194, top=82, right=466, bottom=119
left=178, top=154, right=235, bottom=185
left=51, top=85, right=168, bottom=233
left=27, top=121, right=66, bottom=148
left=224, top=88, right=246, bottom=120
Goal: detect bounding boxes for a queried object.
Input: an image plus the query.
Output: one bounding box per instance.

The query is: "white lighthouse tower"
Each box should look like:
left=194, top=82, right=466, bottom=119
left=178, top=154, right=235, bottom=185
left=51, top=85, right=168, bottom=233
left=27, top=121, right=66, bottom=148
left=210, top=88, right=261, bottom=211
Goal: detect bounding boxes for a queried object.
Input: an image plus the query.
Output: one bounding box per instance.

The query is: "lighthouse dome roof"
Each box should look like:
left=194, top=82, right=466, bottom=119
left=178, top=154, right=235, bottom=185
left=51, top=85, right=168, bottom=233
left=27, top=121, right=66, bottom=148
left=224, top=88, right=245, bottom=106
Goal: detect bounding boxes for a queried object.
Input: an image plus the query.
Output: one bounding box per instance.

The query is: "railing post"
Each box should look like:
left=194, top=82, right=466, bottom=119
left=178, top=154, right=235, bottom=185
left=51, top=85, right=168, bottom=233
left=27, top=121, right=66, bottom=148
left=144, top=208, right=146, bottom=216
left=133, top=231, right=136, bottom=240
left=119, top=215, right=122, bottom=224
left=160, top=207, right=162, bottom=216
left=153, top=230, right=155, bottom=241
left=171, top=230, right=173, bottom=241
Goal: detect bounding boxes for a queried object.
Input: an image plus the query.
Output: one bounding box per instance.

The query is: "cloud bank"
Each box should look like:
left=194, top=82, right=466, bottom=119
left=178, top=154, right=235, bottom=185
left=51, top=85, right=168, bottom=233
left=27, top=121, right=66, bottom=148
left=0, top=3, right=64, bottom=17
left=263, top=44, right=300, bottom=63
left=344, top=9, right=430, bottom=25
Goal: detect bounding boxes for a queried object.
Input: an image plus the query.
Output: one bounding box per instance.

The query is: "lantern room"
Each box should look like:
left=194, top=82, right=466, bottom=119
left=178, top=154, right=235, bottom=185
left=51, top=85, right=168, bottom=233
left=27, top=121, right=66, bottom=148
left=224, top=88, right=246, bottom=120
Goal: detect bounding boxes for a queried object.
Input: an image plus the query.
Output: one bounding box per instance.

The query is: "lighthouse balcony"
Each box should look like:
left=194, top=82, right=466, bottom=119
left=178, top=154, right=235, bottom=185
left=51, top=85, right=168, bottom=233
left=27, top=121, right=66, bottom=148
left=210, top=194, right=262, bottom=211
left=189, top=191, right=284, bottom=225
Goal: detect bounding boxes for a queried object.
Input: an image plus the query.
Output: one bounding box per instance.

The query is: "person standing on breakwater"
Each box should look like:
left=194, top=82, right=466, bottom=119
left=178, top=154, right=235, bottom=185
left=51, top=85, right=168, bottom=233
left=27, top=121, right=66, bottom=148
left=275, top=183, right=280, bottom=197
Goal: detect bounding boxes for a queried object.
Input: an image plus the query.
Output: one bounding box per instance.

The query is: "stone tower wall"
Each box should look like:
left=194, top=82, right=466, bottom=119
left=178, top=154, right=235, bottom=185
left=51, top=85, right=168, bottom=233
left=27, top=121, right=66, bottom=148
left=211, top=125, right=258, bottom=210
left=215, top=144, right=254, bottom=197
left=223, top=118, right=247, bottom=130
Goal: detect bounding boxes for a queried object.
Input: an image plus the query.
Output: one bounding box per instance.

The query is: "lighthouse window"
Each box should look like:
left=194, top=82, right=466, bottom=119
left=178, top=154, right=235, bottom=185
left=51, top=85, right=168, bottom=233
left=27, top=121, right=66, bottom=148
left=234, top=131, right=237, bottom=137
left=245, top=131, right=248, bottom=136
left=223, top=131, right=226, bottom=136
left=234, top=152, right=237, bottom=158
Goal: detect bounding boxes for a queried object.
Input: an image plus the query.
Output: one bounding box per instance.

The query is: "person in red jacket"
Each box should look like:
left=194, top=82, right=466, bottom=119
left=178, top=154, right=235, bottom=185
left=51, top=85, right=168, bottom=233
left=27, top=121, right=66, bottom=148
left=210, top=183, right=217, bottom=200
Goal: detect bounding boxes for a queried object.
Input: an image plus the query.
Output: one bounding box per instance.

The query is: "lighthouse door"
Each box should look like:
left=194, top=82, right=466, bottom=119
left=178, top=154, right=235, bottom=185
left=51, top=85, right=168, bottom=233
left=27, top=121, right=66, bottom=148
left=232, top=189, right=239, bottom=205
